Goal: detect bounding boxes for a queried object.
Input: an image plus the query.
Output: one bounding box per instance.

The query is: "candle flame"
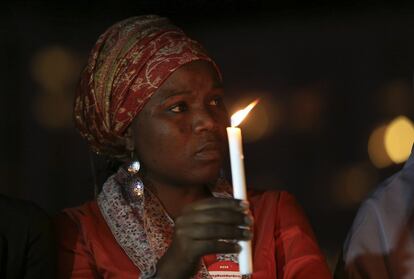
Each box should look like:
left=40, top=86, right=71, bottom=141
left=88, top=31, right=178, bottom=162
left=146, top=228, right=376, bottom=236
left=231, top=99, right=259, bottom=127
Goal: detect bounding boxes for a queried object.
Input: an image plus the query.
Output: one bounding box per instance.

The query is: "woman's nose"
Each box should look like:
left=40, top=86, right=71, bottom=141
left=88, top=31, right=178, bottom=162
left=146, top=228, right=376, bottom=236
left=193, top=109, right=217, bottom=134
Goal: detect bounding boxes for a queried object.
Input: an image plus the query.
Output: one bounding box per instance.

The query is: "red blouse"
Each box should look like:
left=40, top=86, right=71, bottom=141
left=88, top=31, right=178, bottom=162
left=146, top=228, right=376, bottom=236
left=55, top=191, right=332, bottom=279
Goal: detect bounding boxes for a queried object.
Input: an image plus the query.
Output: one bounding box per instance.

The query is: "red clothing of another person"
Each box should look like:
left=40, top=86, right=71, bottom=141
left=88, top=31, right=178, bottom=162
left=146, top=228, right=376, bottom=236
left=55, top=191, right=332, bottom=279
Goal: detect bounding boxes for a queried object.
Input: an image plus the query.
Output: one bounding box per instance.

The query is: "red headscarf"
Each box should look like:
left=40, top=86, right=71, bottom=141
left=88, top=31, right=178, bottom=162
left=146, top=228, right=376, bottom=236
left=74, top=15, right=221, bottom=160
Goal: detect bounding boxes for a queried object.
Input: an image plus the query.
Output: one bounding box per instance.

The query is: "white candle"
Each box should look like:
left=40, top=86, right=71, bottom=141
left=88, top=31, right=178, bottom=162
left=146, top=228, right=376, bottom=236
left=227, top=126, right=253, bottom=275
left=226, top=99, right=258, bottom=275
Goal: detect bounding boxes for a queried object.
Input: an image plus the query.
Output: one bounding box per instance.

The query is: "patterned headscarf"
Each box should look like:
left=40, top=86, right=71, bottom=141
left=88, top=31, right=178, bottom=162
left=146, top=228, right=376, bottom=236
left=74, top=15, right=221, bottom=160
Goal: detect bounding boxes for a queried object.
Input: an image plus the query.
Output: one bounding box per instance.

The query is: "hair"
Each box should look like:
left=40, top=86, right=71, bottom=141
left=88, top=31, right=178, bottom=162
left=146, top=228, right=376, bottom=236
left=89, top=152, right=123, bottom=196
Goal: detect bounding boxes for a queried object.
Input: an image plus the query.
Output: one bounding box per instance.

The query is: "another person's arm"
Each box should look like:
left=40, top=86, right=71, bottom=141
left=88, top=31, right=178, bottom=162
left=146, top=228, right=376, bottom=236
left=24, top=205, right=56, bottom=279
left=338, top=202, right=391, bottom=279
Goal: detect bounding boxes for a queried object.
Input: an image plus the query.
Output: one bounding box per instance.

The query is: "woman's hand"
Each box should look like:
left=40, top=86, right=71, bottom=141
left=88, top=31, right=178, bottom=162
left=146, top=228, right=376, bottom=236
left=155, top=198, right=253, bottom=279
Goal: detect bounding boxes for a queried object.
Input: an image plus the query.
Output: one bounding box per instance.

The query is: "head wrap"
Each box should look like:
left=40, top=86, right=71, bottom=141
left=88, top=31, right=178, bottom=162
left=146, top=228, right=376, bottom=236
left=74, top=15, right=221, bottom=160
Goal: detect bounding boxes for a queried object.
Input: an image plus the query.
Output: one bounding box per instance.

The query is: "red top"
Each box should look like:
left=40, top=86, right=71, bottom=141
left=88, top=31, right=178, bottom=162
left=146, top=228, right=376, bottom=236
left=55, top=191, right=332, bottom=279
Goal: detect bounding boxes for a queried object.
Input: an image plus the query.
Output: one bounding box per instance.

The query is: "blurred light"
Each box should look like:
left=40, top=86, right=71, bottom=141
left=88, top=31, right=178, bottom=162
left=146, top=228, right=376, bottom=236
left=368, top=116, right=414, bottom=168
left=368, top=124, right=392, bottom=168
left=332, top=163, right=378, bottom=208
left=31, top=45, right=82, bottom=129
left=31, top=45, right=81, bottom=93
left=384, top=116, right=414, bottom=164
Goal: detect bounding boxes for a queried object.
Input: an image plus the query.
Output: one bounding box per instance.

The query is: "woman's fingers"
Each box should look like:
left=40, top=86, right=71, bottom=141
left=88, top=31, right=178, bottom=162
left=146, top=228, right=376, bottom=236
left=176, top=223, right=253, bottom=240
left=181, top=197, right=248, bottom=214
left=176, top=208, right=253, bottom=227
left=169, top=197, right=254, bottom=264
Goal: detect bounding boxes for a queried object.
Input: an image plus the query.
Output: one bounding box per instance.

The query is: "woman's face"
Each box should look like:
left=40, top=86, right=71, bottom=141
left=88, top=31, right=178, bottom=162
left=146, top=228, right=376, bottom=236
left=132, top=60, right=229, bottom=187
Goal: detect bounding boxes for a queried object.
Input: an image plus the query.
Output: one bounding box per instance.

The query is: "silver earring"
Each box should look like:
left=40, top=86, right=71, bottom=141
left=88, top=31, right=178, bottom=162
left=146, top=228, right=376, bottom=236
left=125, top=159, right=144, bottom=200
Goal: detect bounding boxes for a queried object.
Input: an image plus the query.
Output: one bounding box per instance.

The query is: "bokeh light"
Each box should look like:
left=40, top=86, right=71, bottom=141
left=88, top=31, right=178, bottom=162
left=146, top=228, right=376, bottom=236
left=31, top=45, right=81, bottom=93
left=368, top=124, right=392, bottom=168
left=384, top=116, right=414, bottom=164
left=368, top=116, right=414, bottom=168
left=31, top=45, right=82, bottom=129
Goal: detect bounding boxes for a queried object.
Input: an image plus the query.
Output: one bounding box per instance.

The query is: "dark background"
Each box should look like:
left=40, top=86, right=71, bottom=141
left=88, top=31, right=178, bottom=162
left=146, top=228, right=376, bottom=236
left=2, top=0, right=414, bottom=270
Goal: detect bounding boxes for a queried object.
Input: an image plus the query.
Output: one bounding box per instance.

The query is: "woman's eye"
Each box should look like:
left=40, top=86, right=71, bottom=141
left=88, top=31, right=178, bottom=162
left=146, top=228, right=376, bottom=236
left=169, top=102, right=187, bottom=113
left=209, top=97, right=223, bottom=106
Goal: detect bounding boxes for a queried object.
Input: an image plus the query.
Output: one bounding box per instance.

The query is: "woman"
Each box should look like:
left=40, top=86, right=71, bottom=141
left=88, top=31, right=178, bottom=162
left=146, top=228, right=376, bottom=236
left=56, top=15, right=332, bottom=279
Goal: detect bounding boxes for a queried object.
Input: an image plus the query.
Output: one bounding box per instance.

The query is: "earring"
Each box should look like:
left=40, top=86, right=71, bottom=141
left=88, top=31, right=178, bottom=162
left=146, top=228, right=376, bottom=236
left=125, top=158, right=145, bottom=200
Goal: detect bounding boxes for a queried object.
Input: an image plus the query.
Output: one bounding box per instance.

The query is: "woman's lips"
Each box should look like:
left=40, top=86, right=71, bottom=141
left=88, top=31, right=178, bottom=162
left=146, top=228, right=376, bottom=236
left=194, top=142, right=223, bottom=161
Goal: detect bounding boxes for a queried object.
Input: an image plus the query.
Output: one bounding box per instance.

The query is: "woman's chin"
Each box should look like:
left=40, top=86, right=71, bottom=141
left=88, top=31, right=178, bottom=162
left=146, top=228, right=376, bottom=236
left=189, top=167, right=222, bottom=186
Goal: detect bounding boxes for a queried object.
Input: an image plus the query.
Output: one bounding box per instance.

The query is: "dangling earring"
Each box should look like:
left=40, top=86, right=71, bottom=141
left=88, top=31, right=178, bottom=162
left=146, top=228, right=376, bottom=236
left=125, top=156, right=145, bottom=200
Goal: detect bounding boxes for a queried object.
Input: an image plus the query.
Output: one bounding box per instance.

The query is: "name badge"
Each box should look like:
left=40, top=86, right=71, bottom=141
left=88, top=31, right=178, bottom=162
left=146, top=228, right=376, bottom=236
left=208, top=260, right=242, bottom=279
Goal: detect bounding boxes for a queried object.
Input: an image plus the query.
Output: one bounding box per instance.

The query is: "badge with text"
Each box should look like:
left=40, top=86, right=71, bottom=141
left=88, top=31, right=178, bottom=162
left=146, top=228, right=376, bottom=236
left=208, top=260, right=242, bottom=278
